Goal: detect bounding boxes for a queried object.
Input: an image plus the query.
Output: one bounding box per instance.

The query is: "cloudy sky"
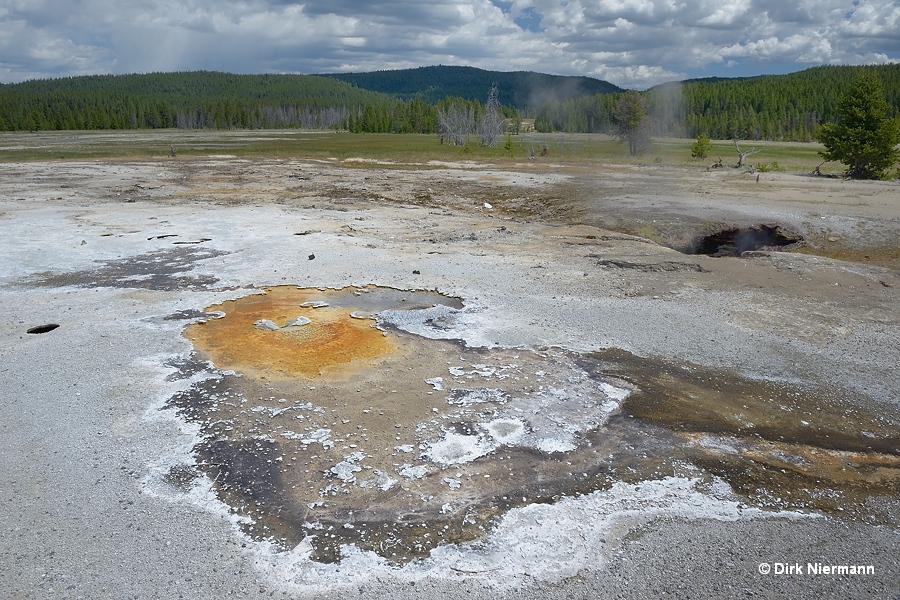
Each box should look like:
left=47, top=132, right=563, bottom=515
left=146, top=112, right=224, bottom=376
left=1, top=0, right=897, bottom=89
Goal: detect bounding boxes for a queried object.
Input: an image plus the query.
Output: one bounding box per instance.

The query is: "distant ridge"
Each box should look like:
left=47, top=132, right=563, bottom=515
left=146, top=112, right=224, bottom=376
left=536, top=63, right=900, bottom=141
left=0, top=71, right=396, bottom=130
left=320, top=65, right=623, bottom=109
left=3, top=64, right=896, bottom=140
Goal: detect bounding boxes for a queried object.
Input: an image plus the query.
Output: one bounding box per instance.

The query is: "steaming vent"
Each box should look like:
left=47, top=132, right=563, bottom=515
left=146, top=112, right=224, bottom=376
left=689, top=224, right=803, bottom=257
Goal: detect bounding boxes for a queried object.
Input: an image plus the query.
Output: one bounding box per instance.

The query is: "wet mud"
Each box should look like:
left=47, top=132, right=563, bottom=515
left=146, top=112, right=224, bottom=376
left=168, top=285, right=900, bottom=565
left=23, top=246, right=225, bottom=291
left=584, top=349, right=900, bottom=523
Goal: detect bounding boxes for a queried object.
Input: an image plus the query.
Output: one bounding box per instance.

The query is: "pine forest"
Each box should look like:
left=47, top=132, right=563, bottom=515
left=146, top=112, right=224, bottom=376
left=0, top=64, right=898, bottom=142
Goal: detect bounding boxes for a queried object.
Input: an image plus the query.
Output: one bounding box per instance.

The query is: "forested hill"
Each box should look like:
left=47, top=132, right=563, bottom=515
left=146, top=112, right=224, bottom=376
left=2, top=64, right=898, bottom=141
left=536, top=64, right=900, bottom=141
left=677, top=65, right=900, bottom=140
left=0, top=71, right=398, bottom=130
left=320, top=65, right=623, bottom=109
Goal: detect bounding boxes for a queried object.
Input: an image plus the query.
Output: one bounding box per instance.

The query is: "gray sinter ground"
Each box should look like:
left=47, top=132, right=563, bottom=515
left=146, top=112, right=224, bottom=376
left=1, top=143, right=898, bottom=599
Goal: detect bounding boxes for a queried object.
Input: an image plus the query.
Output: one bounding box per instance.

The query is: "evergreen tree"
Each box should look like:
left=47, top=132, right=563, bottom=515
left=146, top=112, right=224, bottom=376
left=613, top=90, right=651, bottom=155
left=691, top=133, right=711, bottom=159
left=817, top=72, right=900, bottom=179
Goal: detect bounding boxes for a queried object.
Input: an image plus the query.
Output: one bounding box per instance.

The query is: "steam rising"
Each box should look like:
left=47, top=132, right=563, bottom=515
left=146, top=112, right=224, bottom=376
left=648, top=81, right=686, bottom=137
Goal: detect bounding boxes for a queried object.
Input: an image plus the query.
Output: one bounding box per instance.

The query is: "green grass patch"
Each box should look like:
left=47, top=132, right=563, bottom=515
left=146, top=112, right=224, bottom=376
left=0, top=130, right=520, bottom=163
left=695, top=139, right=835, bottom=173
left=0, top=129, right=836, bottom=173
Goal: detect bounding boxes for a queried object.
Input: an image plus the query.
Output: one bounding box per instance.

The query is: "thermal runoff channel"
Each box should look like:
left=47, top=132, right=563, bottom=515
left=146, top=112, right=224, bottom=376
left=165, top=285, right=899, bottom=565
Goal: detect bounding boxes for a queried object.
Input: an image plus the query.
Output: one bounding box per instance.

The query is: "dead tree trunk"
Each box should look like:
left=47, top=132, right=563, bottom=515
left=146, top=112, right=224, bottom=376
left=438, top=104, right=475, bottom=146
left=733, top=139, right=762, bottom=168
left=478, top=83, right=502, bottom=147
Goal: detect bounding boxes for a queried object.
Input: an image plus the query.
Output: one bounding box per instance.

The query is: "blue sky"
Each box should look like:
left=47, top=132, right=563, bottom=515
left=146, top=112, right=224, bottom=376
left=1, top=0, right=897, bottom=89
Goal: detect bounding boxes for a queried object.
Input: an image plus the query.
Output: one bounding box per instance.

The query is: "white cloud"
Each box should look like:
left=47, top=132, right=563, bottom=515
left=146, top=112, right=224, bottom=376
left=698, top=2, right=751, bottom=27
left=839, top=0, right=900, bottom=39
left=0, top=0, right=897, bottom=88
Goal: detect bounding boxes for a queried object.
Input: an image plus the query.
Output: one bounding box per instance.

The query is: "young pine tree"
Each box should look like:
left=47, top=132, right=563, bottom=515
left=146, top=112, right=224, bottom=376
left=817, top=72, right=900, bottom=179
left=613, top=90, right=651, bottom=156
left=691, top=133, right=711, bottom=159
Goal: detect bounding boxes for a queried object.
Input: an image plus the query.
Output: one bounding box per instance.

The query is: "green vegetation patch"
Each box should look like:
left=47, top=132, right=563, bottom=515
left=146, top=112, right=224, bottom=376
left=0, top=130, right=832, bottom=170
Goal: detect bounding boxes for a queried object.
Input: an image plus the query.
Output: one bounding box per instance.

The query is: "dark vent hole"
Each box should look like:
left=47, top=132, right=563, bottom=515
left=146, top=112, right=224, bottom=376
left=689, top=225, right=803, bottom=257
left=27, top=324, right=60, bottom=334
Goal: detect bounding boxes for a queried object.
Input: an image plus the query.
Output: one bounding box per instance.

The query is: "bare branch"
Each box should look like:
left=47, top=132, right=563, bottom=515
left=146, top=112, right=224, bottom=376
left=478, top=82, right=503, bottom=147
left=437, top=103, right=475, bottom=146
left=732, top=139, right=764, bottom=168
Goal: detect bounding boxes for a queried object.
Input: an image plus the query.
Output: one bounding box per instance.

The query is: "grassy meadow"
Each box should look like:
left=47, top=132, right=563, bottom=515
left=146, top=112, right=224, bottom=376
left=0, top=129, right=835, bottom=174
